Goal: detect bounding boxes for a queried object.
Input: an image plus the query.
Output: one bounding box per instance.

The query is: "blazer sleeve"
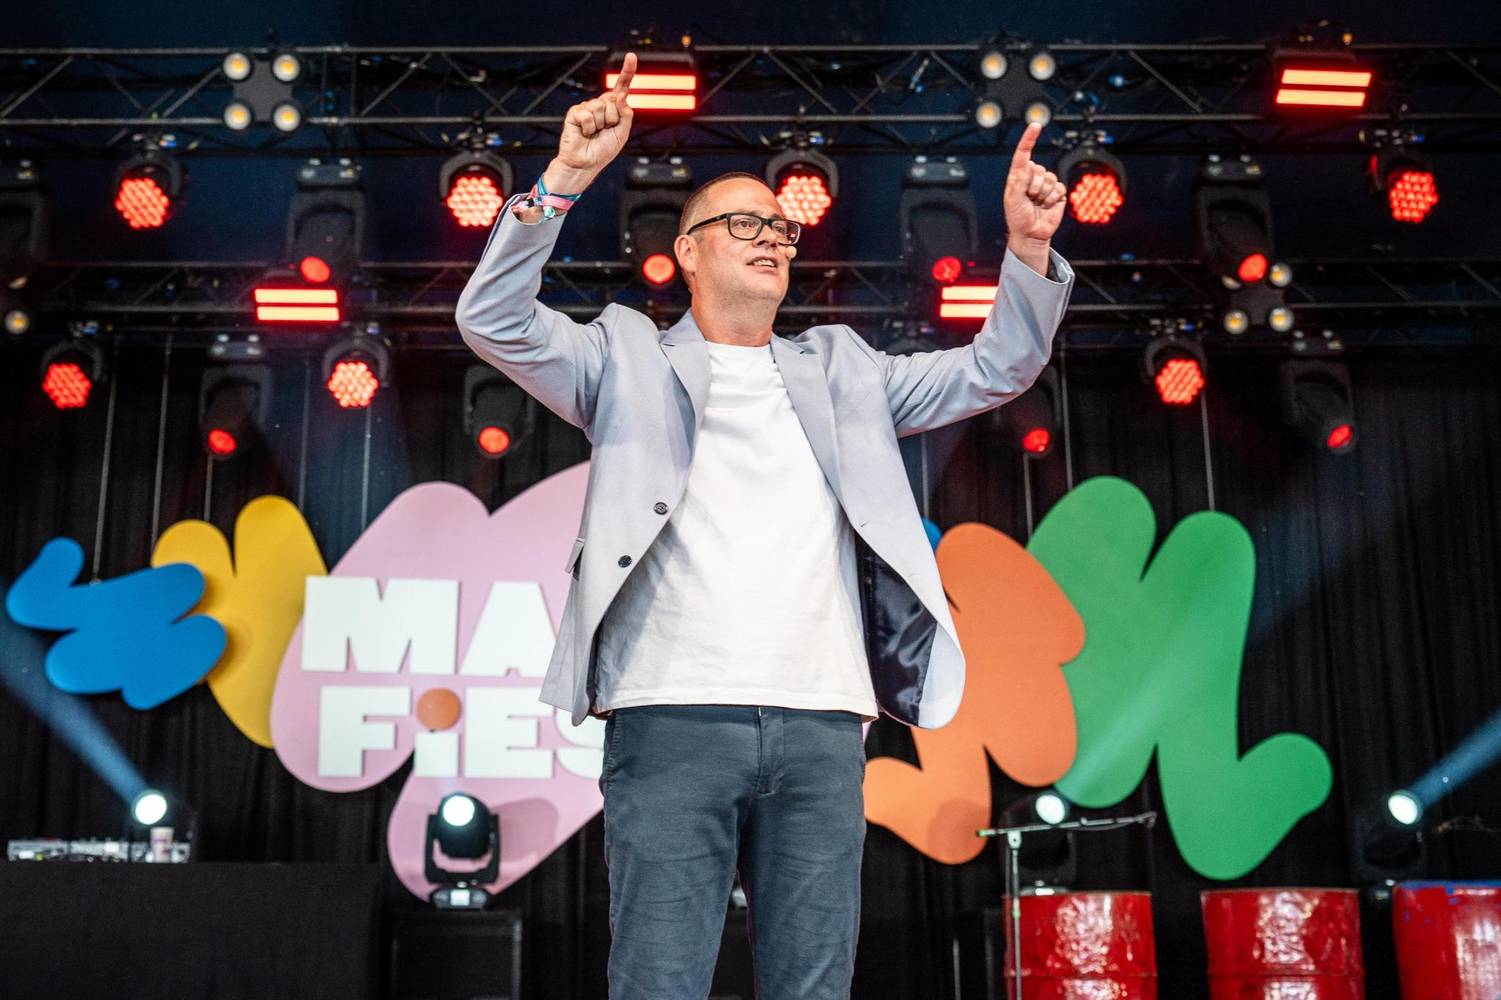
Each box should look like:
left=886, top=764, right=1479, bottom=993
left=455, top=195, right=610, bottom=434
left=858, top=245, right=1074, bottom=438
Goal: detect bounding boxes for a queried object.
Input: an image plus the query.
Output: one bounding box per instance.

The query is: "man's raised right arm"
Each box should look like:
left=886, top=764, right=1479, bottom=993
left=454, top=54, right=639, bottom=433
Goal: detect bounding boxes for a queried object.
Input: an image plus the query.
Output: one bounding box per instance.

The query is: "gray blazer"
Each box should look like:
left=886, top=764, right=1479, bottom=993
left=456, top=199, right=1074, bottom=729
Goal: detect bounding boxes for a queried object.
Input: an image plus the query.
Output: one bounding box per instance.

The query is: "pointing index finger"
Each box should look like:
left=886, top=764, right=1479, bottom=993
left=611, top=52, right=638, bottom=99
left=1010, top=121, right=1042, bottom=170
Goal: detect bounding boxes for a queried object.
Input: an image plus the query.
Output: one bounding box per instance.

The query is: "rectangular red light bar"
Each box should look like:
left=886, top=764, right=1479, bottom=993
left=604, top=58, right=698, bottom=112
left=254, top=286, right=341, bottom=323
left=1274, top=63, right=1372, bottom=109
left=938, top=284, right=997, bottom=320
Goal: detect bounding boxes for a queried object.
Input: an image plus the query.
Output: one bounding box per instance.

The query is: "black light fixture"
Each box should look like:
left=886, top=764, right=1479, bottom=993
left=113, top=144, right=186, bottom=231
left=40, top=339, right=106, bottom=410
left=464, top=366, right=532, bottom=459
left=221, top=49, right=304, bottom=133
left=1280, top=360, right=1357, bottom=453
left=1057, top=139, right=1127, bottom=226
left=997, top=790, right=1076, bottom=890
left=440, top=148, right=513, bottom=230
left=426, top=792, right=500, bottom=909
left=199, top=363, right=271, bottom=459
left=1196, top=154, right=1275, bottom=284
left=127, top=787, right=197, bottom=861
left=322, top=333, right=390, bottom=410
left=1000, top=367, right=1060, bottom=458
left=620, top=157, right=693, bottom=287
left=1143, top=334, right=1208, bottom=407
left=1195, top=154, right=1292, bottom=334
left=1352, top=789, right=1425, bottom=884
left=0, top=160, right=49, bottom=288
left=286, top=157, right=366, bottom=285
left=899, top=156, right=977, bottom=284
left=765, top=146, right=838, bottom=229
left=972, top=42, right=1052, bottom=132
left=1367, top=142, right=1439, bottom=224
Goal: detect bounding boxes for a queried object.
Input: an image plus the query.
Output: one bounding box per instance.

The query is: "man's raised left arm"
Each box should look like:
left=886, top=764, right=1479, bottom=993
left=863, top=121, right=1074, bottom=437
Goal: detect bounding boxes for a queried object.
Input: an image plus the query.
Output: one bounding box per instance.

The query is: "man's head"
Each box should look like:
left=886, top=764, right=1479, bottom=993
left=673, top=173, right=798, bottom=309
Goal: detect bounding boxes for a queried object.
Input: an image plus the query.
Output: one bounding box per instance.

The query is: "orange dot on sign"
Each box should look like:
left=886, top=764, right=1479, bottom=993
left=416, top=688, right=462, bottom=730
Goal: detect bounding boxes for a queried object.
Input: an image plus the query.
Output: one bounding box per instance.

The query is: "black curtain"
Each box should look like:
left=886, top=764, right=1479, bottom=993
left=3, top=337, right=1500, bottom=998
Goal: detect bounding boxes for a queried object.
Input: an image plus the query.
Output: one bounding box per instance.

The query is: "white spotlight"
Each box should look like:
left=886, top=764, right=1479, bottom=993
left=132, top=790, right=168, bottom=826
left=441, top=793, right=478, bottom=828
left=1035, top=791, right=1069, bottom=826
left=980, top=50, right=1008, bottom=81
left=1387, top=790, right=1422, bottom=827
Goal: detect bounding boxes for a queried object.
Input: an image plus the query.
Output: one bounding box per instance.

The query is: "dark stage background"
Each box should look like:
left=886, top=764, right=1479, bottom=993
left=3, top=333, right=1500, bottom=997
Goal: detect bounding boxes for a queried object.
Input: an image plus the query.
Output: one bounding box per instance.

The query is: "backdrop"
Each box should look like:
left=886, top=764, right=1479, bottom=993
left=2, top=336, right=1499, bottom=997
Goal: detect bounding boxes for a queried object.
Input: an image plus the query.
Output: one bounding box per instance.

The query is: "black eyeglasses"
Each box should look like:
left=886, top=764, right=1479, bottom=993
left=684, top=212, right=802, bottom=246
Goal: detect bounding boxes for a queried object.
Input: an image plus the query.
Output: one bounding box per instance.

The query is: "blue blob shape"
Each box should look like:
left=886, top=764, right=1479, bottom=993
left=921, top=517, right=943, bottom=551
left=5, top=538, right=226, bottom=709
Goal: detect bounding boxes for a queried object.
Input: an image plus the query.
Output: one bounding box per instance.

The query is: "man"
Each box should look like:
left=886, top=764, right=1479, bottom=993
left=456, top=53, right=1072, bottom=1000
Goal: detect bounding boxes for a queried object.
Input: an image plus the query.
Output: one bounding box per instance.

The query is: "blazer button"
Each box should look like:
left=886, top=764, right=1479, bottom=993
left=618, top=555, right=632, bottom=568
left=653, top=502, right=669, bottom=515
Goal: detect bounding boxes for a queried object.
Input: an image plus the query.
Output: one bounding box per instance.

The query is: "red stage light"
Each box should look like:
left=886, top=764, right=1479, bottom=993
left=299, top=256, right=332, bottom=283
left=604, top=69, right=698, bottom=111
left=1275, top=65, right=1372, bottom=109
left=1155, top=357, right=1206, bottom=406
left=254, top=286, right=341, bottom=324
left=1237, top=252, right=1269, bottom=284
left=477, top=426, right=512, bottom=456
left=115, top=175, right=172, bottom=230
left=326, top=358, right=380, bottom=408
left=1387, top=169, right=1439, bottom=224
left=776, top=173, right=833, bottom=227
left=206, top=428, right=238, bottom=456
left=1022, top=427, right=1052, bottom=455
left=938, top=283, right=997, bottom=320
left=930, top=255, right=963, bottom=284
left=641, top=252, right=677, bottom=286
left=1068, top=171, right=1125, bottom=225
left=445, top=172, right=505, bottom=228
left=42, top=361, right=93, bottom=409
left=1327, top=423, right=1354, bottom=451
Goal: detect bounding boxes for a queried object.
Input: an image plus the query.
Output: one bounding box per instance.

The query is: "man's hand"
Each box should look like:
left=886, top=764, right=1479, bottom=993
left=540, top=52, right=637, bottom=196
left=1003, top=122, right=1066, bottom=276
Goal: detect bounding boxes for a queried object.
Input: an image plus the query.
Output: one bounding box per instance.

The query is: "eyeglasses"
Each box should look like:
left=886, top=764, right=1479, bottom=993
left=684, top=211, right=802, bottom=246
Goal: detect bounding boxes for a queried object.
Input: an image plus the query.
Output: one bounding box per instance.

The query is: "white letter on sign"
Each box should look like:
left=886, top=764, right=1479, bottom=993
left=301, top=577, right=459, bottom=675
left=463, top=687, right=552, bottom=779
left=318, top=685, right=411, bottom=777
left=460, top=581, right=556, bottom=678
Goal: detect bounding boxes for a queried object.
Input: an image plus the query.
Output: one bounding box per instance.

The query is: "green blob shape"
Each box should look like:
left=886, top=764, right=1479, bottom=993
left=1029, top=476, right=1332, bottom=880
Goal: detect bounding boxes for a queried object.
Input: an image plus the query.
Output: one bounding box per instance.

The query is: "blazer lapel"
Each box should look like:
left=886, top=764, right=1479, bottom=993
left=770, top=334, right=844, bottom=504
left=660, top=311, right=710, bottom=436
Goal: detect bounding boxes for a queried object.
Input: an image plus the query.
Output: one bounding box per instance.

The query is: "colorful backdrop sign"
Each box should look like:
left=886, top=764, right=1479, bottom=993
left=4, top=467, right=1332, bottom=893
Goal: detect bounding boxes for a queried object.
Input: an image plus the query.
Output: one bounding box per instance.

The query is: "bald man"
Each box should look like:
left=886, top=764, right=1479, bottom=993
left=456, top=52, right=1074, bottom=1000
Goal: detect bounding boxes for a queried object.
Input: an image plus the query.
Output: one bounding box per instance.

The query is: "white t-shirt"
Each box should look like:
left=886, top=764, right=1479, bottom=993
left=593, top=339, right=879, bottom=719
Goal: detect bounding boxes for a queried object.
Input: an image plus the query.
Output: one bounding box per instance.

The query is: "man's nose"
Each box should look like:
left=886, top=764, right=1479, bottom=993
left=753, top=226, right=777, bottom=247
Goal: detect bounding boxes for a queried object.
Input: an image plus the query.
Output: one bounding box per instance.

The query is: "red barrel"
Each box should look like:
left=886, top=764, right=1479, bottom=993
left=1393, top=881, right=1501, bottom=999
left=1201, top=888, right=1364, bottom=999
left=1001, top=890, right=1158, bottom=998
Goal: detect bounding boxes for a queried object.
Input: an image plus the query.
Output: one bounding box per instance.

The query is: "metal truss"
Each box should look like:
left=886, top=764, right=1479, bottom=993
left=2, top=42, right=1501, bottom=159
left=16, top=255, right=1501, bottom=351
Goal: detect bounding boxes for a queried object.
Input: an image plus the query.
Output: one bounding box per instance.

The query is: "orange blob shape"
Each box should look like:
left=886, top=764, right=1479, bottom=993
left=416, top=688, right=462, bottom=731
left=864, top=523, right=1084, bottom=864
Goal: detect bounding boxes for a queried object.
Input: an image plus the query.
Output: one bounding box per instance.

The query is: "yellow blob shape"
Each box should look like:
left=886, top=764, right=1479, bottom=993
left=152, top=496, right=327, bottom=747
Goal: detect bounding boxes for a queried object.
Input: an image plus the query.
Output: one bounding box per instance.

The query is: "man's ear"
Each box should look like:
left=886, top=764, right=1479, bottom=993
left=674, top=234, right=697, bottom=285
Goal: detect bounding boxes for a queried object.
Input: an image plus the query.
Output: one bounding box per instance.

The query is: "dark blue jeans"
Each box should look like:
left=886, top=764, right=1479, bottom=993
left=599, top=704, right=867, bottom=999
